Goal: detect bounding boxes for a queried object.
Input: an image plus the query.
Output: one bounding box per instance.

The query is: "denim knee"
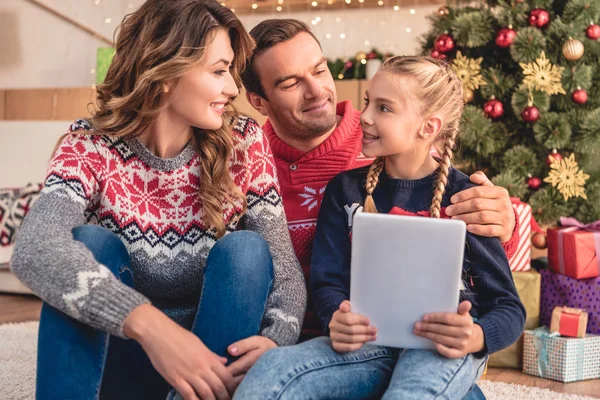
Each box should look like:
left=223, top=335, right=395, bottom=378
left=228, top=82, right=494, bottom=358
left=206, top=231, right=273, bottom=281
left=72, top=225, right=132, bottom=285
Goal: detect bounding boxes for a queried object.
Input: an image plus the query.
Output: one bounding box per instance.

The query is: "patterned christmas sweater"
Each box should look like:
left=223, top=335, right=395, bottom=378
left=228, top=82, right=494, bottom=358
left=311, top=166, right=526, bottom=355
left=264, top=101, right=519, bottom=340
left=11, top=117, right=306, bottom=345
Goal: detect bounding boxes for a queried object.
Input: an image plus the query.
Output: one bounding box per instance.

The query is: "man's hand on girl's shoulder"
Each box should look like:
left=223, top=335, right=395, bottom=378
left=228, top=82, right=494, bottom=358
left=445, top=171, right=515, bottom=243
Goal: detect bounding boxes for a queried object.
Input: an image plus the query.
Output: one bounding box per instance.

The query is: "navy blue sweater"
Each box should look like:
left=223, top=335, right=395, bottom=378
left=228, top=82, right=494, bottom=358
left=310, top=165, right=526, bottom=355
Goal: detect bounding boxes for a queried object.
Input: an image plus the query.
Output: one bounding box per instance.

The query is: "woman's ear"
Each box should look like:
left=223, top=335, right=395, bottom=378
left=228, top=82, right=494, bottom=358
left=419, top=116, right=443, bottom=140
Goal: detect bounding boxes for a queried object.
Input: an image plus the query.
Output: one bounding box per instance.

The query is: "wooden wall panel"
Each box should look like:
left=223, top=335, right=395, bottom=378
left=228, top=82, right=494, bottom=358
left=2, top=83, right=366, bottom=123
left=0, top=90, right=5, bottom=120
left=335, top=80, right=361, bottom=110
left=5, top=88, right=95, bottom=121
left=55, top=88, right=97, bottom=120
left=5, top=89, right=57, bottom=120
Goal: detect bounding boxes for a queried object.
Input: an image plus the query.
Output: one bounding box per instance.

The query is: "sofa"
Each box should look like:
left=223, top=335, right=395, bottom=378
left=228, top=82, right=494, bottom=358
left=0, top=121, right=67, bottom=294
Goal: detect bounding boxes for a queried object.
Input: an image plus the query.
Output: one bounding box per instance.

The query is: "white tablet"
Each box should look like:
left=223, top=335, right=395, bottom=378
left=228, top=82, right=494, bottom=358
left=350, top=212, right=466, bottom=349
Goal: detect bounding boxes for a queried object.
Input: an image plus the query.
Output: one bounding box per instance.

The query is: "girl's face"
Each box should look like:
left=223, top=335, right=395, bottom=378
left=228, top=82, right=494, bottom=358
left=167, top=29, right=239, bottom=131
left=359, top=72, right=425, bottom=159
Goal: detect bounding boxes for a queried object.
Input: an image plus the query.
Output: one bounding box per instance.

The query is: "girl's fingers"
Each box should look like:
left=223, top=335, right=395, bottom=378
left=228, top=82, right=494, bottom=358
left=338, top=312, right=370, bottom=326
left=332, top=342, right=365, bottom=353
left=422, top=312, right=471, bottom=327
left=330, top=331, right=376, bottom=344
left=415, top=322, right=471, bottom=339
left=415, top=330, right=468, bottom=351
left=435, top=343, right=466, bottom=359
left=332, top=322, right=377, bottom=336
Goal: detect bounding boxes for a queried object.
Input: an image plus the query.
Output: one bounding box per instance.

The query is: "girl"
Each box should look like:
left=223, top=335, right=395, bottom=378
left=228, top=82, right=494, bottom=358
left=11, top=1, right=305, bottom=400
left=233, top=56, right=525, bottom=399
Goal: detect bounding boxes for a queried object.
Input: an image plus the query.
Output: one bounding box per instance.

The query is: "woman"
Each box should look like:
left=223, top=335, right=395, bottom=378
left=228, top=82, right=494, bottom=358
left=11, top=1, right=305, bottom=399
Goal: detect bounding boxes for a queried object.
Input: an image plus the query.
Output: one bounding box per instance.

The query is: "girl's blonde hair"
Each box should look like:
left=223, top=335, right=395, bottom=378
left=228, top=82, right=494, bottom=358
left=54, top=0, right=255, bottom=238
left=363, top=56, right=464, bottom=218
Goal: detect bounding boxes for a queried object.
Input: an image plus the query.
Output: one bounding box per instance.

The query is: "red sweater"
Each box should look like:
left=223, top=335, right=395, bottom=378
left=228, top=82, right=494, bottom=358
left=264, top=101, right=518, bottom=340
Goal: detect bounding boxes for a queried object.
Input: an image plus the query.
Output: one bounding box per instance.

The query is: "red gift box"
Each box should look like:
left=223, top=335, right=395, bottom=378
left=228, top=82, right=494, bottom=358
left=550, top=306, right=589, bottom=338
left=548, top=218, right=600, bottom=280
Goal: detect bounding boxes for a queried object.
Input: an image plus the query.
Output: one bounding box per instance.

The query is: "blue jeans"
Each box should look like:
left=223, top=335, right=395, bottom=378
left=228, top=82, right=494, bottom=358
left=36, top=225, right=273, bottom=400
left=233, top=337, right=487, bottom=400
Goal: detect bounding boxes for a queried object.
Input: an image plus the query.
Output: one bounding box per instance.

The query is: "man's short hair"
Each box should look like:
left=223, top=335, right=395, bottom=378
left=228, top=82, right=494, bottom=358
left=242, top=19, right=322, bottom=99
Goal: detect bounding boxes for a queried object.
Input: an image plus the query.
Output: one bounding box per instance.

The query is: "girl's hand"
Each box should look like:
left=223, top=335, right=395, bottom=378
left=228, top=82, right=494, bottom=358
left=413, top=301, right=485, bottom=359
left=124, top=304, right=234, bottom=400
left=329, top=300, right=377, bottom=353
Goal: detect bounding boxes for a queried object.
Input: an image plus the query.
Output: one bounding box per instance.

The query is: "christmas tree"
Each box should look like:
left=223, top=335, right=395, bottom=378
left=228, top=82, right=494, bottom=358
left=421, top=0, right=600, bottom=226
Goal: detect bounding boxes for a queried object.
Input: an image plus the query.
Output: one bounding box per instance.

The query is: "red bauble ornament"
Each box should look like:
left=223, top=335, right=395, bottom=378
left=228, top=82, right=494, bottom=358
left=529, top=9, right=550, bottom=29
left=484, top=98, right=504, bottom=119
left=532, top=232, right=548, bottom=249
left=547, top=150, right=563, bottom=166
left=572, top=88, right=588, bottom=104
left=430, top=49, right=447, bottom=59
left=366, top=52, right=378, bottom=60
left=434, top=33, right=455, bottom=53
left=344, top=61, right=354, bottom=69
left=521, top=105, right=540, bottom=123
left=495, top=28, right=517, bottom=48
left=527, top=176, right=542, bottom=190
left=586, top=23, right=600, bottom=40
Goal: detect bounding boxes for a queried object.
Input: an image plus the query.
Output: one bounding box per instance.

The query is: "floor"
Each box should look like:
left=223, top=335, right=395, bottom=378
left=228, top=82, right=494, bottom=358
left=1, top=293, right=599, bottom=398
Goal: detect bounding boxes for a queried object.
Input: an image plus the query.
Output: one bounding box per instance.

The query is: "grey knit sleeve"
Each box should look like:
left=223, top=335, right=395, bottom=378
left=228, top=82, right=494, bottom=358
left=10, top=134, right=149, bottom=338
left=240, top=119, right=306, bottom=346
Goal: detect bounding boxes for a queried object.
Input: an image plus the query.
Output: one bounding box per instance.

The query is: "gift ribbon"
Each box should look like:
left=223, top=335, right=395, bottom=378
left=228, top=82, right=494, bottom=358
left=533, top=327, right=587, bottom=381
left=557, top=217, right=600, bottom=275
left=575, top=340, right=585, bottom=381
left=532, top=327, right=559, bottom=377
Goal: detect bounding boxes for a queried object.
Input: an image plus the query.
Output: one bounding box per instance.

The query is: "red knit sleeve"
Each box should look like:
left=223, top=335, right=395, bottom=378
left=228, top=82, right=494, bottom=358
left=501, top=205, right=520, bottom=260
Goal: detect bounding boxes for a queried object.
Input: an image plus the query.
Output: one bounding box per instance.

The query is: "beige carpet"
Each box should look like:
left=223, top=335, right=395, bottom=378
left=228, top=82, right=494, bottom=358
left=0, top=321, right=597, bottom=400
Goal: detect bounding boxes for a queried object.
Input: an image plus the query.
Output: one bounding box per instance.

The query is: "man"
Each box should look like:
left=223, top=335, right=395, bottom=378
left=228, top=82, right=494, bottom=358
left=227, top=19, right=517, bottom=397
left=241, top=18, right=517, bottom=339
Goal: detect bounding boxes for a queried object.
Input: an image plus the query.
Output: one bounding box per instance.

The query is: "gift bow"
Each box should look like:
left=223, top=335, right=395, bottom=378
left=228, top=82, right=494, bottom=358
left=560, top=217, right=600, bottom=232
left=532, top=327, right=559, bottom=377
left=557, top=218, right=600, bottom=275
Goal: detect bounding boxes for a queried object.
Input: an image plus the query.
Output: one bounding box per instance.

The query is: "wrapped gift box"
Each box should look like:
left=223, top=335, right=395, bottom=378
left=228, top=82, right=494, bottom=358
left=550, top=306, right=588, bottom=338
left=508, top=199, right=532, bottom=272
left=541, top=269, right=600, bottom=335
left=523, top=327, right=600, bottom=382
left=489, top=269, right=541, bottom=368
left=547, top=218, right=600, bottom=280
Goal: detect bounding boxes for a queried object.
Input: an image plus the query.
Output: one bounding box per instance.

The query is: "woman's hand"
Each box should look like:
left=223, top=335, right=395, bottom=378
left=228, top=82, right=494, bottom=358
left=413, top=300, right=485, bottom=358
left=226, top=336, right=277, bottom=391
left=329, top=300, right=377, bottom=353
left=124, top=304, right=233, bottom=400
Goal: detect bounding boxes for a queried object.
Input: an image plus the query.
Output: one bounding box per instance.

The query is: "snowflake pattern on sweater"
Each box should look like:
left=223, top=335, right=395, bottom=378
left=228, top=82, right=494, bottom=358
left=11, top=117, right=306, bottom=344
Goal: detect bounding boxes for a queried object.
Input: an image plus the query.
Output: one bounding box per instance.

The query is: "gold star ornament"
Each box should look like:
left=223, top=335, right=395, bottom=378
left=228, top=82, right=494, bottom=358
left=452, top=51, right=487, bottom=91
left=543, top=153, right=589, bottom=201
left=520, top=51, right=566, bottom=96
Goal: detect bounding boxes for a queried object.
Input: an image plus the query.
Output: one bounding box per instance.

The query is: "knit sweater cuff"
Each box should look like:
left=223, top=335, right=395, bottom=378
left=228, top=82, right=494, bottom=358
left=475, top=318, right=501, bottom=355
left=82, top=279, right=151, bottom=339
left=260, top=319, right=301, bottom=347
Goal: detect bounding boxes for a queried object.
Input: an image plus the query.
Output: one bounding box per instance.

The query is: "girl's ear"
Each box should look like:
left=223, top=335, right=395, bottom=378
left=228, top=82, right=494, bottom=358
left=419, top=115, right=443, bottom=140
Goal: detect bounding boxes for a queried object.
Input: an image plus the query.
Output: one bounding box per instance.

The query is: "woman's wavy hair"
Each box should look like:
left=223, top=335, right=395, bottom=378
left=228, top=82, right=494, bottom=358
left=57, top=0, right=255, bottom=237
